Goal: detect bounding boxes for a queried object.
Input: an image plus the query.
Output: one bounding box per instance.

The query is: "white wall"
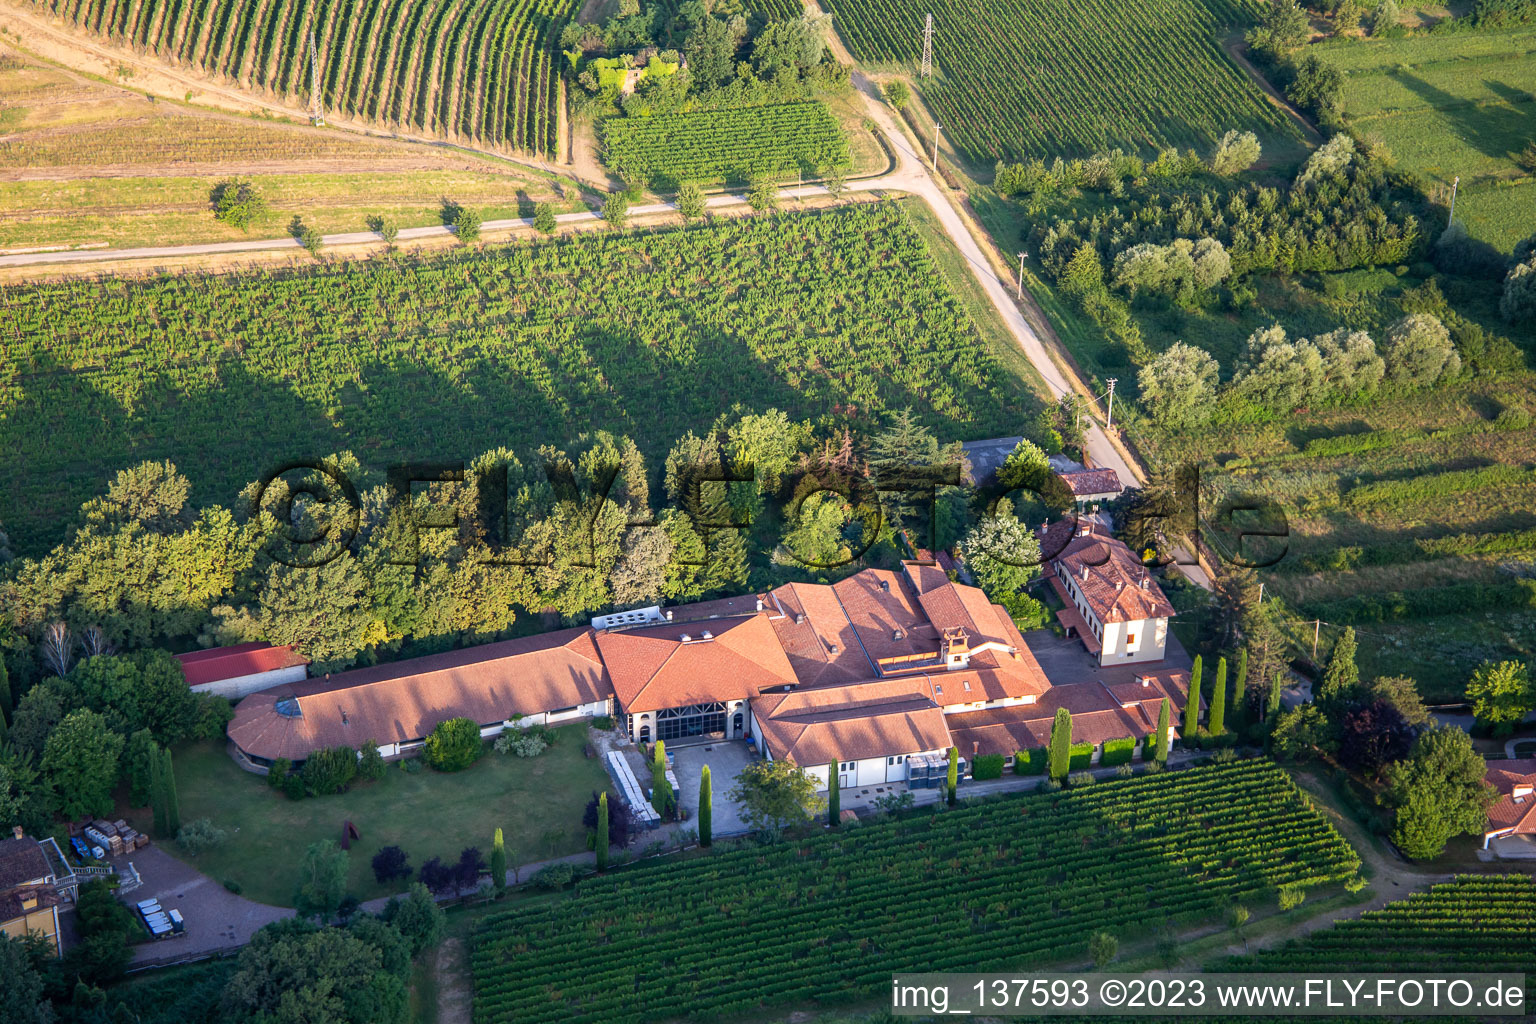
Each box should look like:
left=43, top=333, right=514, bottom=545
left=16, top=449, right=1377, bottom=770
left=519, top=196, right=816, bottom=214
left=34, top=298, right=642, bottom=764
left=1099, top=616, right=1168, bottom=665
left=192, top=664, right=308, bottom=700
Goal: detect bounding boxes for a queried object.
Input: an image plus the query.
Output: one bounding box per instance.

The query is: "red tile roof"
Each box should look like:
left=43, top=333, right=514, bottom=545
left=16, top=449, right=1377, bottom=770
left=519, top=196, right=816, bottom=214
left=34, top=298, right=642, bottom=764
left=595, top=613, right=798, bottom=713
left=1043, top=522, right=1175, bottom=624
left=226, top=627, right=610, bottom=761
left=175, top=642, right=309, bottom=686
left=751, top=680, right=952, bottom=764
left=1057, top=468, right=1124, bottom=498
left=1485, top=759, right=1536, bottom=837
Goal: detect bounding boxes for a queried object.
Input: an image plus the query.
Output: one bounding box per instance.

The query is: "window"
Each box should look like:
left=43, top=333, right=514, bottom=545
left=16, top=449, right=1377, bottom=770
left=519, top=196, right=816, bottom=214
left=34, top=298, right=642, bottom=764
left=1127, top=632, right=1137, bottom=646
left=888, top=757, right=895, bottom=765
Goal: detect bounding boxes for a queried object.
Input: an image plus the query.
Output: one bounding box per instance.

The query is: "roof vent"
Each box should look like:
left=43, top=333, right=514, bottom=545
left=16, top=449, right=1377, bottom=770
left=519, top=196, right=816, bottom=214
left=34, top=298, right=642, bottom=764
left=701, top=630, right=713, bottom=640
left=680, top=634, right=692, bottom=642
left=341, top=710, right=349, bottom=724
left=827, top=643, right=839, bottom=654
left=880, top=580, right=890, bottom=591
left=893, top=629, right=904, bottom=641
left=795, top=613, right=805, bottom=625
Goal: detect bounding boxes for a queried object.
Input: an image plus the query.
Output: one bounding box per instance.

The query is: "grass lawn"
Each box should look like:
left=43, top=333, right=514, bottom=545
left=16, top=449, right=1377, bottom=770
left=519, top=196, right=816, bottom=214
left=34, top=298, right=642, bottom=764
left=126, top=725, right=612, bottom=907
left=1313, top=26, right=1536, bottom=253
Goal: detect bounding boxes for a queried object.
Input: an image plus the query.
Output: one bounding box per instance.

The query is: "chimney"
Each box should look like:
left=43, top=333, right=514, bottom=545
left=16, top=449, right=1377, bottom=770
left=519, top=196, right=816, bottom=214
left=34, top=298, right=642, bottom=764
left=795, top=613, right=805, bottom=625
left=755, top=597, right=763, bottom=612
left=1139, top=576, right=1149, bottom=590
left=1081, top=565, right=1089, bottom=581
left=665, top=609, right=674, bottom=621
left=341, top=710, right=349, bottom=724
left=880, top=580, right=890, bottom=591
left=1115, top=580, right=1123, bottom=592
left=11, top=825, right=22, bottom=840
left=893, top=629, right=904, bottom=641
left=1077, top=523, right=1090, bottom=537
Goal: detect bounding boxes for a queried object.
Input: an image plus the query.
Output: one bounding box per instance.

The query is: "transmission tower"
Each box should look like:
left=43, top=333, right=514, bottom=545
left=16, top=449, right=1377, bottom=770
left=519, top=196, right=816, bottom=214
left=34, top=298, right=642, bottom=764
left=920, top=13, right=933, bottom=78
left=308, top=28, right=325, bottom=126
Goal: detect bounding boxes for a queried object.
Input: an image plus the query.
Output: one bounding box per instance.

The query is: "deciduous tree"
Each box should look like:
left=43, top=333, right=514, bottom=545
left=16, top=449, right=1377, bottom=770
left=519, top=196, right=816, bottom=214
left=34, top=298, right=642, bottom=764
left=42, top=708, right=122, bottom=820
left=729, top=759, right=825, bottom=834
left=1466, top=660, right=1535, bottom=736
left=1384, top=727, right=1495, bottom=859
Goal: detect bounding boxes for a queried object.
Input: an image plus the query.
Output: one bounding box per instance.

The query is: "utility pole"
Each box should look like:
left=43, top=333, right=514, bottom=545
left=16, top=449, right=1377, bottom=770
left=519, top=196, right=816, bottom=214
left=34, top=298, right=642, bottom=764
left=920, top=13, right=933, bottom=78
left=1447, top=175, right=1459, bottom=228
left=1016, top=251, right=1026, bottom=300
left=1312, top=619, right=1321, bottom=660
left=931, top=124, right=942, bottom=173
left=1104, top=377, right=1118, bottom=431
left=308, top=28, right=324, bottom=126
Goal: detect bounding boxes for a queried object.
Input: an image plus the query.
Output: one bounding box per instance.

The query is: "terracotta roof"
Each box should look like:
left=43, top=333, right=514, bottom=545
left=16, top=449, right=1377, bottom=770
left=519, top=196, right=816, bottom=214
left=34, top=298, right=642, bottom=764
left=595, top=613, right=798, bottom=713
left=0, top=837, right=51, bottom=890
left=175, top=642, right=309, bottom=686
left=227, top=627, right=610, bottom=762
left=1042, top=522, right=1175, bottom=624
left=0, top=887, right=61, bottom=923
left=1485, top=759, right=1536, bottom=836
left=944, top=679, right=1171, bottom=757
left=1057, top=468, right=1124, bottom=498
left=830, top=569, right=939, bottom=667
left=751, top=680, right=952, bottom=764
left=763, top=583, right=879, bottom=687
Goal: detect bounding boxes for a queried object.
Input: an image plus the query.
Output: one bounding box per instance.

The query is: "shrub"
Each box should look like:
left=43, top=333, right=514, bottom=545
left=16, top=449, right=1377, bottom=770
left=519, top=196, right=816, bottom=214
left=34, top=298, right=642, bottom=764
left=1115, top=763, right=1135, bottom=778
left=1100, top=737, right=1136, bottom=766
left=357, top=742, right=386, bottom=782
left=267, top=757, right=291, bottom=788
left=1067, top=771, right=1096, bottom=787
left=1068, top=742, right=1095, bottom=770
left=533, top=862, right=576, bottom=890
left=971, top=753, right=1006, bottom=780
left=223, top=878, right=242, bottom=894
left=211, top=178, right=266, bottom=230
left=592, top=715, right=615, bottom=731
left=1014, top=748, right=1047, bottom=775
left=176, top=818, right=228, bottom=855
left=401, top=757, right=423, bottom=774
left=372, top=845, right=412, bottom=885
left=495, top=730, right=548, bottom=757
left=424, top=717, right=484, bottom=772
left=281, top=772, right=307, bottom=800
left=533, top=201, right=557, bottom=234
left=1089, top=930, right=1118, bottom=967
left=1278, top=884, right=1306, bottom=910
left=884, top=80, right=909, bottom=109
left=301, top=745, right=358, bottom=796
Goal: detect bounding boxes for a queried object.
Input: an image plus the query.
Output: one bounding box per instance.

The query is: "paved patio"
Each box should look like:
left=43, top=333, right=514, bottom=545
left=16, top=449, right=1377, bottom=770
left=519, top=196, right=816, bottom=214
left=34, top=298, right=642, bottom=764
left=669, top=740, right=757, bottom=838
left=116, top=846, right=292, bottom=965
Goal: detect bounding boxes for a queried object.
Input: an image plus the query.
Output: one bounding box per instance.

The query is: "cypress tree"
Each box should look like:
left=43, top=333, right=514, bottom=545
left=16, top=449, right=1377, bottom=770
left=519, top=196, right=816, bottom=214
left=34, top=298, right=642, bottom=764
left=1318, top=627, right=1359, bottom=704
left=1268, top=672, right=1285, bottom=720
left=0, top=657, right=10, bottom=724
left=1154, top=697, right=1171, bottom=763
left=1048, top=708, right=1072, bottom=780
left=1210, top=656, right=1228, bottom=736
left=946, top=747, right=959, bottom=805
left=698, top=768, right=711, bottom=847
left=149, top=741, right=167, bottom=837
left=651, top=740, right=672, bottom=819
left=161, top=747, right=181, bottom=836
left=826, top=760, right=839, bottom=826
left=491, top=827, right=507, bottom=891
left=1183, top=654, right=1202, bottom=743
left=1234, top=647, right=1249, bottom=712
left=596, top=795, right=610, bottom=869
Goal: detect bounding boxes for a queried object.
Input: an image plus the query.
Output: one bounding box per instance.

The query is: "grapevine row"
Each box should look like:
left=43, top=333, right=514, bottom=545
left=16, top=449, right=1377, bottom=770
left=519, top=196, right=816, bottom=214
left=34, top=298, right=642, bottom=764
left=28, top=0, right=576, bottom=152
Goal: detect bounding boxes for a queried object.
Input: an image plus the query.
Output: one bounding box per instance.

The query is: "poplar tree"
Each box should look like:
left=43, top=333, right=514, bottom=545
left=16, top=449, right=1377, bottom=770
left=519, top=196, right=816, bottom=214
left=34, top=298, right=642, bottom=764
left=946, top=747, right=959, bottom=805
left=1184, top=655, right=1203, bottom=743
left=697, top=769, right=711, bottom=847
left=596, top=795, right=610, bottom=869
left=651, top=741, right=673, bottom=819
left=491, top=827, right=507, bottom=891
left=1268, top=673, right=1285, bottom=720
left=0, top=657, right=10, bottom=723
left=149, top=740, right=167, bottom=837
left=161, top=746, right=181, bottom=835
left=1234, top=647, right=1249, bottom=712
left=826, top=761, right=840, bottom=826
left=1048, top=709, right=1072, bottom=780
left=1210, top=656, right=1228, bottom=736
left=1318, top=627, right=1359, bottom=704
left=1154, top=697, right=1171, bottom=763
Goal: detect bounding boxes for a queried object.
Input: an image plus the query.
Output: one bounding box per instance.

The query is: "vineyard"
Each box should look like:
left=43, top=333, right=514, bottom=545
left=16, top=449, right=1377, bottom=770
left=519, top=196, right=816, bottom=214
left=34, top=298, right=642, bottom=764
left=599, top=102, right=850, bottom=189
left=471, top=761, right=1359, bottom=1023
left=1216, top=875, right=1536, bottom=976
left=822, top=0, right=1295, bottom=161
left=0, top=201, right=1032, bottom=554
left=27, top=0, right=577, bottom=153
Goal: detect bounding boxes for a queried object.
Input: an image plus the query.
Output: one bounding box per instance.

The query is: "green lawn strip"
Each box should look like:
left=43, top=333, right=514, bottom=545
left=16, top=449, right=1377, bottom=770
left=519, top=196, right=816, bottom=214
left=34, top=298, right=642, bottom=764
left=126, top=726, right=611, bottom=907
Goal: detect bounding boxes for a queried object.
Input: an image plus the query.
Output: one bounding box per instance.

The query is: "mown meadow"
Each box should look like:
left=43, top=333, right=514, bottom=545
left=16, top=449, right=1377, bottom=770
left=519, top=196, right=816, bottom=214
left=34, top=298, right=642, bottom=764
left=0, top=200, right=1039, bottom=555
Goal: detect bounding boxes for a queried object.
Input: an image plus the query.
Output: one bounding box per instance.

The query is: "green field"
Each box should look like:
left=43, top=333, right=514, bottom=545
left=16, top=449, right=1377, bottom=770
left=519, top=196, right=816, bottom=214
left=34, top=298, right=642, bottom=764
left=0, top=200, right=1039, bottom=555
left=1145, top=383, right=1536, bottom=700
left=28, top=0, right=577, bottom=152
left=470, top=761, right=1359, bottom=1024
left=599, top=102, right=850, bottom=189
left=1215, top=874, right=1536, bottom=975
left=123, top=726, right=610, bottom=907
left=824, top=0, right=1296, bottom=162
left=1313, top=27, right=1536, bottom=252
